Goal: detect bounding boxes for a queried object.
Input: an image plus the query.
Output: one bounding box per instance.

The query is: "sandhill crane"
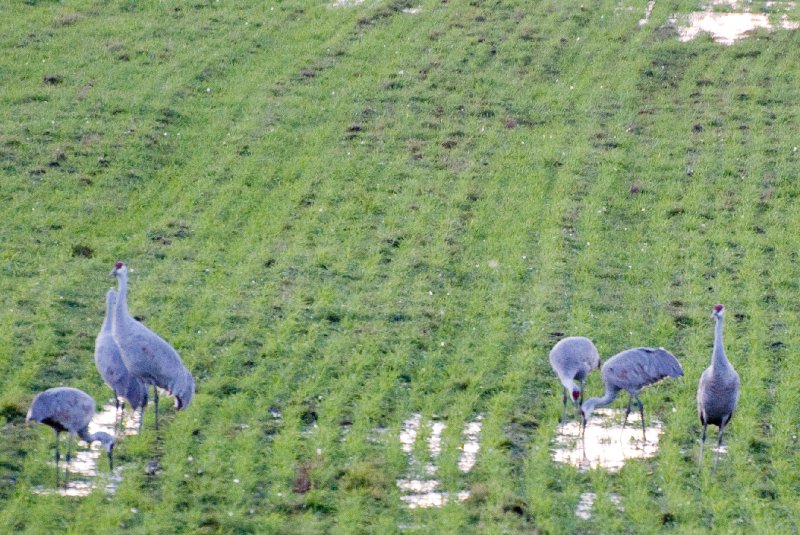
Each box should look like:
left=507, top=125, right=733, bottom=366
left=95, top=289, right=147, bottom=428
left=549, top=336, right=600, bottom=423
left=697, top=304, right=740, bottom=470
left=581, top=347, right=683, bottom=440
left=111, top=261, right=194, bottom=430
left=27, top=387, right=115, bottom=484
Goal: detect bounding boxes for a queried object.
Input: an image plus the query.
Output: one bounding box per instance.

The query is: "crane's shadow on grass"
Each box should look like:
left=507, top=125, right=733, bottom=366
left=552, top=408, right=663, bottom=472
left=32, top=399, right=138, bottom=497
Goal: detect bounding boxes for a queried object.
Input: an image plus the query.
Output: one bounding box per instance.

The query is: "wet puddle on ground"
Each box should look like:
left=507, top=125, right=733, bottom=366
left=575, top=491, right=624, bottom=520
left=551, top=408, right=663, bottom=472
left=329, top=0, right=364, bottom=7
left=638, top=0, right=800, bottom=44
left=33, top=399, right=139, bottom=497
left=396, top=414, right=482, bottom=509
left=331, top=0, right=799, bottom=44
left=638, top=0, right=656, bottom=26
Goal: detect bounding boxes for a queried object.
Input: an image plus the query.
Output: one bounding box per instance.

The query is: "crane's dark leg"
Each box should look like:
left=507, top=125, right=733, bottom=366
left=713, top=421, right=726, bottom=473
left=622, top=394, right=633, bottom=430
left=635, top=395, right=646, bottom=441
left=561, top=388, right=568, bottom=426
left=54, top=430, right=60, bottom=487
left=575, top=380, right=585, bottom=421
left=153, top=386, right=160, bottom=431
left=698, top=422, right=707, bottom=470
left=65, top=432, right=74, bottom=487
left=139, top=387, right=150, bottom=433
left=119, top=401, right=126, bottom=435
left=135, top=386, right=149, bottom=434
left=114, top=390, right=121, bottom=434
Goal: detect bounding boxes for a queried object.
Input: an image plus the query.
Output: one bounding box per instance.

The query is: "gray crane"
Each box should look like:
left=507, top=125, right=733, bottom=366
left=581, top=347, right=683, bottom=440
left=111, top=261, right=195, bottom=430
left=697, top=304, right=740, bottom=470
left=27, top=387, right=115, bottom=485
left=95, top=289, right=148, bottom=429
left=549, top=336, right=600, bottom=424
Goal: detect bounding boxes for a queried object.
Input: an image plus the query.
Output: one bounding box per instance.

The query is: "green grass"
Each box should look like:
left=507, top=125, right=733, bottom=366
left=3, top=0, right=800, bottom=532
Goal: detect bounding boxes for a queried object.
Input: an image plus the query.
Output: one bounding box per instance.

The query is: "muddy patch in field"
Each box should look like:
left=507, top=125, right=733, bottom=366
left=329, top=0, right=365, bottom=7
left=659, top=0, right=800, bottom=44
left=396, top=414, right=482, bottom=508
left=32, top=399, right=138, bottom=497
left=675, top=11, right=773, bottom=44
left=552, top=408, right=663, bottom=472
left=639, top=0, right=656, bottom=26
left=575, top=491, right=624, bottom=520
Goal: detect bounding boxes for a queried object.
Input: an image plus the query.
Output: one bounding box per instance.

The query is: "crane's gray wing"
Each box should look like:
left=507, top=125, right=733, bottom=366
left=604, top=348, right=683, bottom=389
left=630, top=348, right=682, bottom=385
left=28, top=387, right=95, bottom=431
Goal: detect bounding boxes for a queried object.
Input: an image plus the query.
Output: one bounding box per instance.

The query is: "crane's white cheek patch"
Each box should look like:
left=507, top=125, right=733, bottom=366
left=33, top=399, right=135, bottom=497
left=552, top=408, right=663, bottom=472
left=396, top=414, right=483, bottom=508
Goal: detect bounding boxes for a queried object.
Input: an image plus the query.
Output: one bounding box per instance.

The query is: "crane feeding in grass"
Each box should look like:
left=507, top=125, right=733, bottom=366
left=549, top=336, right=600, bottom=424
left=27, top=387, right=115, bottom=485
left=697, top=304, right=740, bottom=471
left=581, top=347, right=683, bottom=440
left=111, top=261, right=194, bottom=430
left=95, top=289, right=148, bottom=428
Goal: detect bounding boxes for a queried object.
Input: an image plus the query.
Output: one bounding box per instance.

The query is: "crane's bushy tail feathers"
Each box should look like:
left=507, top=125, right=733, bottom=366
left=125, top=379, right=148, bottom=411
left=605, top=348, right=683, bottom=390
left=27, top=395, right=58, bottom=425
left=652, top=348, right=684, bottom=378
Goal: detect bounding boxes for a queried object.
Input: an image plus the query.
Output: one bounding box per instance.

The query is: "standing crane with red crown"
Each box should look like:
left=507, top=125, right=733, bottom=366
left=111, top=261, right=195, bottom=430
left=549, top=336, right=600, bottom=424
left=697, top=304, right=740, bottom=470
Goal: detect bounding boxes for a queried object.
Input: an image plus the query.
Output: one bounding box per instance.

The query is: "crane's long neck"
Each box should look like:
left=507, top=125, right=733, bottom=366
left=712, top=315, right=731, bottom=371
left=583, top=384, right=620, bottom=415
left=593, top=384, right=620, bottom=408
left=115, top=270, right=133, bottom=324
left=101, top=293, right=114, bottom=334
left=560, top=377, right=576, bottom=395
left=77, top=428, right=94, bottom=443
left=78, top=429, right=115, bottom=459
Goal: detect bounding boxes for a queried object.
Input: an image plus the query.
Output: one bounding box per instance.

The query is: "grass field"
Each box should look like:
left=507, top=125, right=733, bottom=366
left=2, top=0, right=800, bottom=532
